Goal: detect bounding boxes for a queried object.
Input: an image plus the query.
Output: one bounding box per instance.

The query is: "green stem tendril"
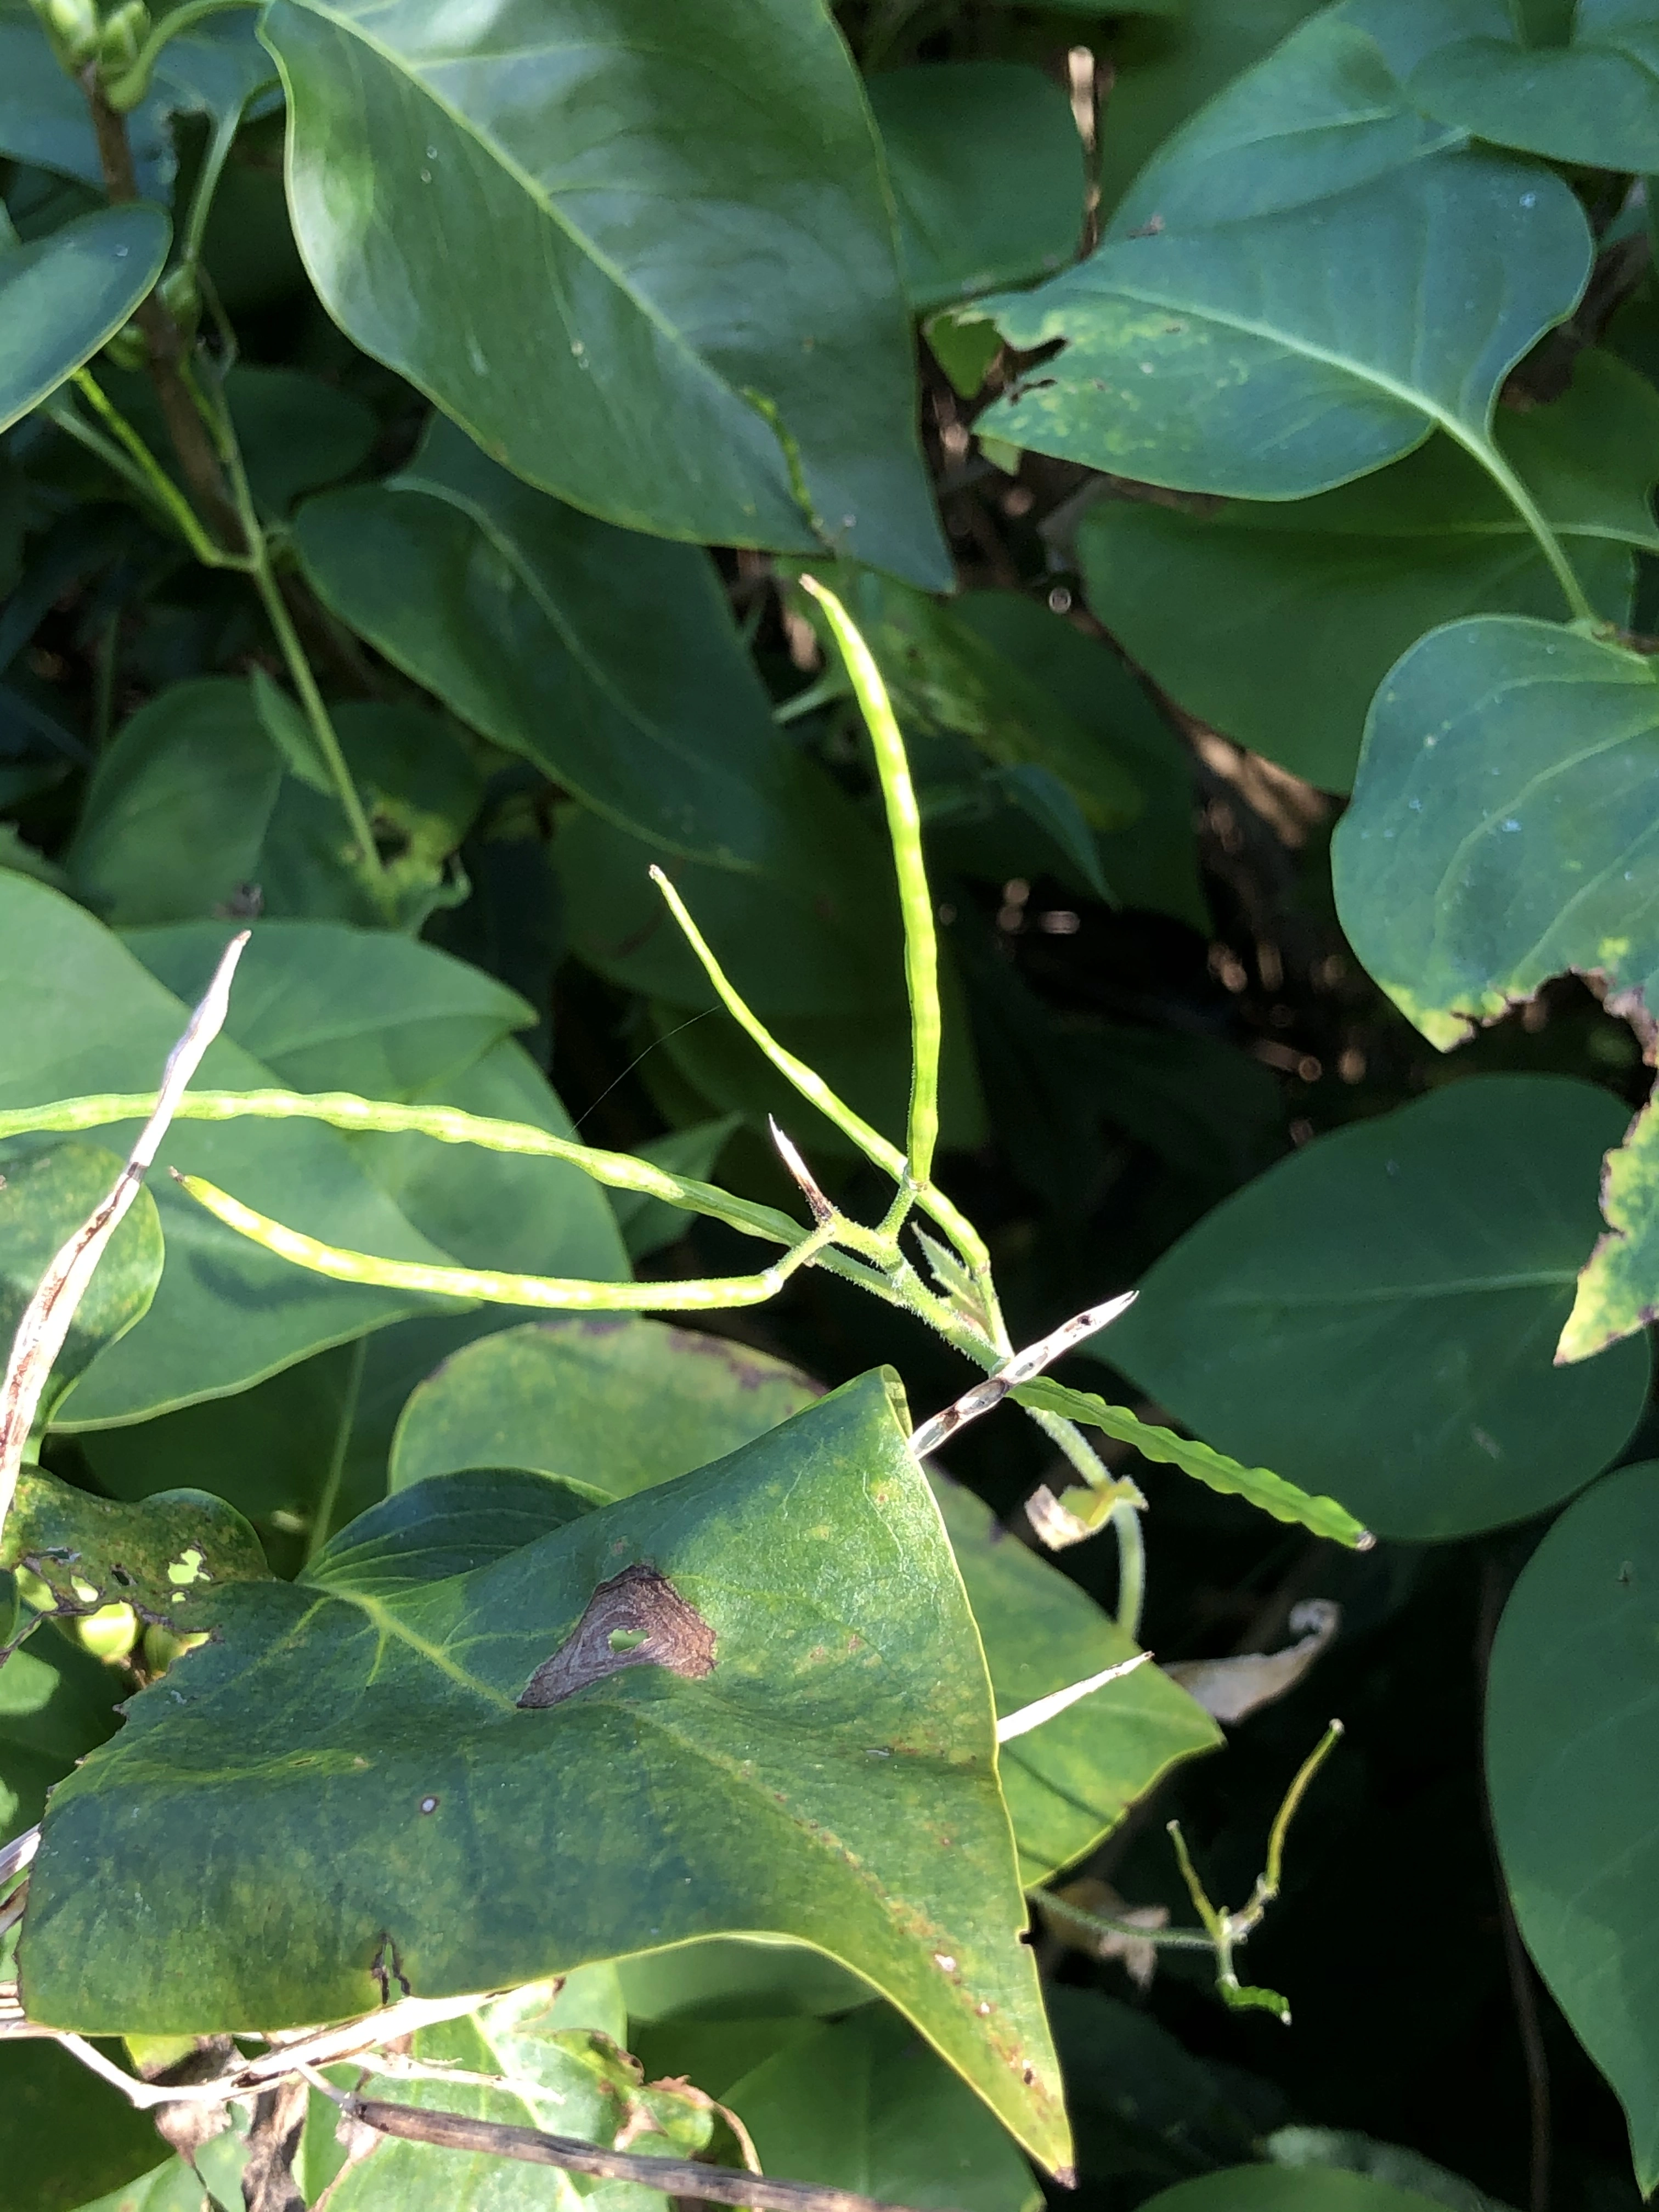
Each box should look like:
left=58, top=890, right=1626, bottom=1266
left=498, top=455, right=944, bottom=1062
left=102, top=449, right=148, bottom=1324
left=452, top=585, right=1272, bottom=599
left=1161, top=1720, right=1345, bottom=2022
left=798, top=574, right=941, bottom=1195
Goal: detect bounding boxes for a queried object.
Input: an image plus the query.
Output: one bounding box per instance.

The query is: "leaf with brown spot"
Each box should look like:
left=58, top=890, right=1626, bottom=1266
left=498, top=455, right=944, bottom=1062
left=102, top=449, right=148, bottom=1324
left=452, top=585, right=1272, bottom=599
left=518, top=1564, right=715, bottom=1708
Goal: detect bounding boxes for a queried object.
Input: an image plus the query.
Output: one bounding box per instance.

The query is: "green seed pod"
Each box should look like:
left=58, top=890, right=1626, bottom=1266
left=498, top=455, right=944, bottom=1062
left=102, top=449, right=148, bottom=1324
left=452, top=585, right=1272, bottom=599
left=95, top=0, right=148, bottom=79
left=31, top=0, right=101, bottom=70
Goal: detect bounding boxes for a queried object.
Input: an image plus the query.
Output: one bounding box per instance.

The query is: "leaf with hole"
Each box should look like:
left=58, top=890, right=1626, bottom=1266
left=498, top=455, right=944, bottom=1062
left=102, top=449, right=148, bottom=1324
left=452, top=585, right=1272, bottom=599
left=22, top=1372, right=1070, bottom=2173
left=261, top=0, right=948, bottom=583
left=1101, top=1077, right=1649, bottom=1541
left=974, top=5, right=1590, bottom=529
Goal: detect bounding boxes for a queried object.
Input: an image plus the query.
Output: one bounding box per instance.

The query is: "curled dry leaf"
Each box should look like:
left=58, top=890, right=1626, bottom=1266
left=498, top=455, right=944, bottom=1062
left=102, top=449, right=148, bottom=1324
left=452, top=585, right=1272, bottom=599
left=1165, top=1599, right=1341, bottom=1726
left=0, top=933, right=250, bottom=1544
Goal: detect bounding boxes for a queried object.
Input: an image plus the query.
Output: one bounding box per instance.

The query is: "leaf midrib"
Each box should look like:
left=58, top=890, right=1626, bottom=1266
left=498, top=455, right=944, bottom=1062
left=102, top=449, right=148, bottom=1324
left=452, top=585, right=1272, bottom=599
left=283, top=0, right=743, bottom=413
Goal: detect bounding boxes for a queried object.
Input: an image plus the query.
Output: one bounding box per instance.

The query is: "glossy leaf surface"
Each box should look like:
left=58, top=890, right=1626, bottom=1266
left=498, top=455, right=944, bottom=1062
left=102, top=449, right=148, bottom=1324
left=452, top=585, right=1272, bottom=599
left=263, top=0, right=949, bottom=583
left=1488, top=1459, right=1659, bottom=2192
left=24, top=1374, right=1069, bottom=2171
left=1409, top=2, right=1659, bottom=173
left=0, top=206, right=169, bottom=436
left=1104, top=1077, right=1649, bottom=1540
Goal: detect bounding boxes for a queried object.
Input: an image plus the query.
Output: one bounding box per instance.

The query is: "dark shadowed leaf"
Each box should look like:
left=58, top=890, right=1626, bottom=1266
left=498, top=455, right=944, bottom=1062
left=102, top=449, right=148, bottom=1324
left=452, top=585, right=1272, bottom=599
left=1408, top=3, right=1659, bottom=173
left=1487, top=1458, right=1659, bottom=2194
left=643, top=2005, right=1042, bottom=2212
left=296, top=418, right=869, bottom=880
left=1103, top=1078, right=1649, bottom=1540
left=868, top=64, right=1083, bottom=313
left=1141, top=2168, right=1445, bottom=2212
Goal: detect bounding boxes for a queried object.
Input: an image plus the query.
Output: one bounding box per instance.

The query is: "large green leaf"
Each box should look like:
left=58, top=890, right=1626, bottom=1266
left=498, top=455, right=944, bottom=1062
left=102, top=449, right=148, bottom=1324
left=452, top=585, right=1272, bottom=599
left=22, top=1374, right=1070, bottom=2171
left=1334, top=617, right=1659, bottom=1049
left=1102, top=1077, right=1650, bottom=1541
left=1408, top=1, right=1659, bottom=173
left=868, top=64, right=1082, bottom=314
left=0, top=877, right=469, bottom=1425
left=296, top=418, right=870, bottom=878
left=1487, top=1459, right=1659, bottom=2192
left=131, top=919, right=530, bottom=1103
left=930, top=1473, right=1218, bottom=1885
left=0, top=206, right=170, bottom=436
left=1092, top=0, right=1325, bottom=224
left=640, top=2005, right=1042, bottom=2212
left=974, top=3, right=1589, bottom=505
left=261, top=0, right=948, bottom=584
left=391, top=1315, right=818, bottom=1497
left=1077, top=349, right=1659, bottom=792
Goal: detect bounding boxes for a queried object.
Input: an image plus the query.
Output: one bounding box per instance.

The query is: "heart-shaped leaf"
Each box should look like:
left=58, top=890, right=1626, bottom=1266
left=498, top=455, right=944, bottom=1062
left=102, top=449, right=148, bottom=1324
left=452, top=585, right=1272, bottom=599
left=1409, top=1, right=1659, bottom=173
left=22, top=1373, right=1070, bottom=2173
left=1100, top=1077, right=1649, bottom=1541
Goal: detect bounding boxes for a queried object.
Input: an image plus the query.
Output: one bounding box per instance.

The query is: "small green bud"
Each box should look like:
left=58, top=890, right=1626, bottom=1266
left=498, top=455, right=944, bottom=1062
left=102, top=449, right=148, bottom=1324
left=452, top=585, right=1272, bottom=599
left=95, top=0, right=147, bottom=79
left=31, top=0, right=101, bottom=70
left=101, top=317, right=147, bottom=371
left=158, top=261, right=200, bottom=342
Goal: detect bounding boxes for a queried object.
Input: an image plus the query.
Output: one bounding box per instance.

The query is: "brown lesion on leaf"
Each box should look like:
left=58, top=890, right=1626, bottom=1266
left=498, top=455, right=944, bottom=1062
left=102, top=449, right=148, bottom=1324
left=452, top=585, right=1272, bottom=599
left=369, top=1932, right=411, bottom=2006
left=517, top=1563, right=715, bottom=1710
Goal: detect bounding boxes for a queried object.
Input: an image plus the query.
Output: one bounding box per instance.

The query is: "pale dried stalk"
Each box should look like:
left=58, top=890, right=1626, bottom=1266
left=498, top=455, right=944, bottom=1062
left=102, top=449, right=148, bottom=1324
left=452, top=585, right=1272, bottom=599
left=907, top=1290, right=1137, bottom=1458
left=0, top=933, right=250, bottom=1540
